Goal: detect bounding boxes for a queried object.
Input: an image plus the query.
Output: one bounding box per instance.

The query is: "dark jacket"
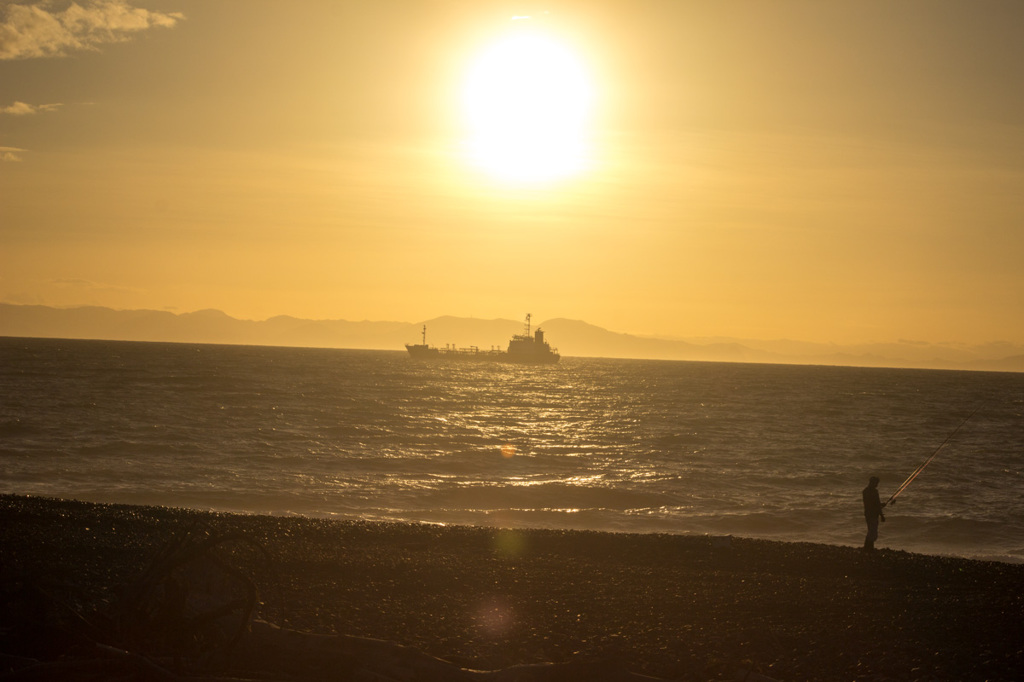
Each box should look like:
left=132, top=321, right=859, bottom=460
left=863, top=485, right=884, bottom=519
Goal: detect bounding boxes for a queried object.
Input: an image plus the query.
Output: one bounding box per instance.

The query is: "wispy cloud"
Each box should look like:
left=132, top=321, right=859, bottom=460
left=1, top=145, right=27, bottom=161
left=51, top=277, right=144, bottom=297
left=1, top=100, right=62, bottom=114
left=0, top=0, right=183, bottom=60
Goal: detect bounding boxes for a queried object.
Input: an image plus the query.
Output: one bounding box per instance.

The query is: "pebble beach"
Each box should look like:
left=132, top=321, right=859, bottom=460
left=2, top=494, right=1022, bottom=681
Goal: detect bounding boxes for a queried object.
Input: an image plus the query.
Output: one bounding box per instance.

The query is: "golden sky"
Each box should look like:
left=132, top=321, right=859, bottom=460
left=2, top=0, right=1023, bottom=345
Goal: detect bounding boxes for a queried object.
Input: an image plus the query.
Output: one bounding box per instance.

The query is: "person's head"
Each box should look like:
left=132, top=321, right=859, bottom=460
left=869, top=476, right=880, bottom=488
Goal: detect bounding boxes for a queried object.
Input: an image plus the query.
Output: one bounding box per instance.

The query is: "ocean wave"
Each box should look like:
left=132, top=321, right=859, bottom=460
left=2, top=338, right=1022, bottom=563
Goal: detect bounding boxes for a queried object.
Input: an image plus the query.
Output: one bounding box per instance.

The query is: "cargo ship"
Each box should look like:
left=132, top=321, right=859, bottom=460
left=405, top=314, right=560, bottom=364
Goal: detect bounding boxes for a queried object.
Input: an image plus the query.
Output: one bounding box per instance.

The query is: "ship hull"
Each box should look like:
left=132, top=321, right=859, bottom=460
left=405, top=344, right=558, bottom=364
left=405, top=316, right=560, bottom=364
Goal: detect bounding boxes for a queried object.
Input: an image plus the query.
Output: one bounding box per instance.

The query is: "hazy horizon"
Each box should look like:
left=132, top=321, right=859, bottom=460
left=10, top=301, right=1024, bottom=349
left=6, top=302, right=1024, bottom=374
left=3, top=1, right=1024, bottom=347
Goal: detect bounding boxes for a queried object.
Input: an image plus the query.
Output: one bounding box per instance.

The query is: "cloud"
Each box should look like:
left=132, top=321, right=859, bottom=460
left=51, top=278, right=143, bottom=297
left=1, top=100, right=62, bottom=114
left=0, top=0, right=183, bottom=60
left=53, top=277, right=101, bottom=287
left=1, top=145, right=27, bottom=161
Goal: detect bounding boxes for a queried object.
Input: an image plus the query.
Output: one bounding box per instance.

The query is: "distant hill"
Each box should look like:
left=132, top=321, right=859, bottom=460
left=2, top=303, right=1022, bottom=372
left=0, top=305, right=410, bottom=348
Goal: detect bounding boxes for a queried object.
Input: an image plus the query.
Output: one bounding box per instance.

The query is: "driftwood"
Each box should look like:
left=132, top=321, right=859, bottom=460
left=1, top=523, right=779, bottom=682
left=114, top=523, right=269, bottom=669
left=234, top=619, right=782, bottom=682
left=235, top=618, right=674, bottom=681
left=1, top=524, right=269, bottom=681
left=2, top=618, right=776, bottom=682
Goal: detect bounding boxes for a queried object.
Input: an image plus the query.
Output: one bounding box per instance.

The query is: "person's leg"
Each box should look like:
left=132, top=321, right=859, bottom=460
left=864, top=516, right=878, bottom=550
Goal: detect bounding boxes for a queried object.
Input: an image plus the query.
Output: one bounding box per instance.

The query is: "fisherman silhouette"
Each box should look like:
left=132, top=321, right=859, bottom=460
left=862, top=476, right=886, bottom=551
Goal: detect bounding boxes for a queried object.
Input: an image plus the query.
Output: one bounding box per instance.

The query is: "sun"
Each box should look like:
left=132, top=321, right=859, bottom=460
left=462, top=24, right=594, bottom=183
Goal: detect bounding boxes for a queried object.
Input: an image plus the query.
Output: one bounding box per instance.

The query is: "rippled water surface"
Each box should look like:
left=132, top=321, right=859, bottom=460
left=2, top=337, right=1023, bottom=562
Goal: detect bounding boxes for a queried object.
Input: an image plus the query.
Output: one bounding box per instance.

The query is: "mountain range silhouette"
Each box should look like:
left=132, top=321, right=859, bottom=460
left=2, top=303, right=1022, bottom=372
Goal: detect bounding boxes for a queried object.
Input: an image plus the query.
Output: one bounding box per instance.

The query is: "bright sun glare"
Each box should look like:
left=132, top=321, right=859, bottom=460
left=462, top=24, right=594, bottom=183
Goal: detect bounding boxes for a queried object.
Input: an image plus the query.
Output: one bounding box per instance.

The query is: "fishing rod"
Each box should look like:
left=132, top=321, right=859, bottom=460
left=886, top=407, right=978, bottom=506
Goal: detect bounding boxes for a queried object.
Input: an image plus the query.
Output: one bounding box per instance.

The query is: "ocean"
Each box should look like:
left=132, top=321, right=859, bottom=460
left=2, top=336, right=1022, bottom=563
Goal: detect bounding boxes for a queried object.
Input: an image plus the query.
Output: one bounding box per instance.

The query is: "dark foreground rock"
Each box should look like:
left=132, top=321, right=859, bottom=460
left=1, top=494, right=1021, bottom=681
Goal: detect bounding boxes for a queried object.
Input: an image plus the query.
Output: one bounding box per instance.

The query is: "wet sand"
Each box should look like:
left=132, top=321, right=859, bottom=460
left=2, top=494, right=1021, bottom=681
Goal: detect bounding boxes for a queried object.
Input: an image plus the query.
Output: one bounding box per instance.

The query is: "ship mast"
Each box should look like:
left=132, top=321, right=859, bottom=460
left=524, top=313, right=531, bottom=337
